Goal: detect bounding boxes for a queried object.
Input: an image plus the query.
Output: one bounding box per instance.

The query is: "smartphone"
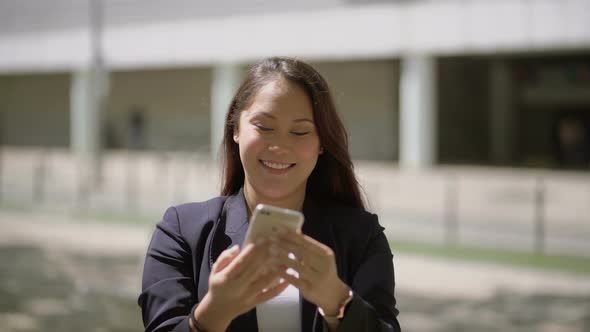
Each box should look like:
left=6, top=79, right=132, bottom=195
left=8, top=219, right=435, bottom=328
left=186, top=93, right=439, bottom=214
left=244, top=204, right=304, bottom=246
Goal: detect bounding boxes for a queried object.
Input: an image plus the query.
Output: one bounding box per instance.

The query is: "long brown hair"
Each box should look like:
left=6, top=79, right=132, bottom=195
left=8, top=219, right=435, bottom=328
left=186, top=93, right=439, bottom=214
left=220, top=57, right=364, bottom=209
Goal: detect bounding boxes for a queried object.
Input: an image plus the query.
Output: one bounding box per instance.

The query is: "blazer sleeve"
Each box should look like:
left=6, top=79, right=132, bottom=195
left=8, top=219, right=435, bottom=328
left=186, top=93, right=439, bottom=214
left=138, top=206, right=196, bottom=332
left=335, top=215, right=401, bottom=332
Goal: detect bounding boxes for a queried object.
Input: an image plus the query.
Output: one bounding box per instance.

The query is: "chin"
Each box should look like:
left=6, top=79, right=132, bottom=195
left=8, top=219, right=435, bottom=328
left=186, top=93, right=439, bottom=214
left=260, top=187, right=292, bottom=200
left=256, top=182, right=306, bottom=201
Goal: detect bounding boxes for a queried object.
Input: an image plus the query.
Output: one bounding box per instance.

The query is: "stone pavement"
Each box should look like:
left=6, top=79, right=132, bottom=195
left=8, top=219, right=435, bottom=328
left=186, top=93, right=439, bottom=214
left=1, top=209, right=589, bottom=332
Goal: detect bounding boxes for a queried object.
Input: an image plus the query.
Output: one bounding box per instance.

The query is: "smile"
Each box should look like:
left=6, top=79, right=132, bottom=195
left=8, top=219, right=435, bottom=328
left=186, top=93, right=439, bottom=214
left=260, top=160, right=295, bottom=170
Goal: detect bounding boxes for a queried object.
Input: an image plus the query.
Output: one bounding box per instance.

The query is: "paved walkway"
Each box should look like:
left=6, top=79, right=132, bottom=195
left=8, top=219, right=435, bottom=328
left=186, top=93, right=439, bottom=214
left=1, top=209, right=589, bottom=331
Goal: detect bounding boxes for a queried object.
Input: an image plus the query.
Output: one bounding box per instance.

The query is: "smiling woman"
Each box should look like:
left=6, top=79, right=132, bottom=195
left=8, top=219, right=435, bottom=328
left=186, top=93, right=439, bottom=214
left=233, top=77, right=321, bottom=208
left=139, top=57, right=401, bottom=332
left=222, top=57, right=364, bottom=210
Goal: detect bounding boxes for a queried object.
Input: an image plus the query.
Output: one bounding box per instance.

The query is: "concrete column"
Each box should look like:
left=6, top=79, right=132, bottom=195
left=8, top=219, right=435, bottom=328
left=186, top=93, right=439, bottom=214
left=70, top=67, right=107, bottom=188
left=211, top=64, right=242, bottom=159
left=489, top=60, right=515, bottom=165
left=71, top=68, right=100, bottom=157
left=399, top=55, right=437, bottom=169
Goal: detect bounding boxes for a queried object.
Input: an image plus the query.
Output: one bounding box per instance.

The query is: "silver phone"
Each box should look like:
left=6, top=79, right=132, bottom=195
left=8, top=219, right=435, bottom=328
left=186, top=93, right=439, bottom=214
left=244, top=204, right=304, bottom=246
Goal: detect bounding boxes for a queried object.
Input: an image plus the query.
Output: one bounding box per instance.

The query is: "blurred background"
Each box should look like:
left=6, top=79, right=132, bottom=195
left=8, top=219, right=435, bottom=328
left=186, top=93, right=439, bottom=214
left=1, top=0, right=590, bottom=331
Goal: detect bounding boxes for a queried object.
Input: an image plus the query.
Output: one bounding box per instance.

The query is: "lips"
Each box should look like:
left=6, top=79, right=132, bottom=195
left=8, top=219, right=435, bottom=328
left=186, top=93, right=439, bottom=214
left=261, top=160, right=293, bottom=169
left=259, top=160, right=295, bottom=173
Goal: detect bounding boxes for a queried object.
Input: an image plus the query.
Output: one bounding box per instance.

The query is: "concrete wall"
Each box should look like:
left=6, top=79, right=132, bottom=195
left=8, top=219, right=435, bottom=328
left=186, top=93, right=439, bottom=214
left=105, top=67, right=212, bottom=151
left=0, top=68, right=214, bottom=151
left=105, top=60, right=400, bottom=159
left=0, top=60, right=399, bottom=159
left=313, top=60, right=399, bottom=161
left=0, top=73, right=70, bottom=147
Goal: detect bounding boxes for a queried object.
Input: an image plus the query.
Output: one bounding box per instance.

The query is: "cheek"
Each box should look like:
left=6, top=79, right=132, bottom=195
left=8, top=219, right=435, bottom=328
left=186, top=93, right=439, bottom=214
left=296, top=139, right=321, bottom=163
left=239, top=131, right=265, bottom=160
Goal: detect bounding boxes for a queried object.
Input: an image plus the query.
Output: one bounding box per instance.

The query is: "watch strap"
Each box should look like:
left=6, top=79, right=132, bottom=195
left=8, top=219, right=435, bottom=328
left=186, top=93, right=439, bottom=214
left=318, top=289, right=353, bottom=320
left=189, top=304, right=208, bottom=332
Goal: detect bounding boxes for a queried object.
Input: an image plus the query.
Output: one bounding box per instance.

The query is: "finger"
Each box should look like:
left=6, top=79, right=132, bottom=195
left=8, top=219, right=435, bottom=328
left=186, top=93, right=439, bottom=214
left=212, top=244, right=240, bottom=273
left=280, top=230, right=332, bottom=257
left=276, top=230, right=330, bottom=262
left=235, top=241, right=278, bottom=282
left=274, top=240, right=324, bottom=272
left=283, top=227, right=331, bottom=252
left=226, top=239, right=272, bottom=280
left=280, top=270, right=311, bottom=293
left=223, top=242, right=257, bottom=278
left=255, top=280, right=290, bottom=304
left=248, top=268, right=284, bottom=294
left=274, top=245, right=316, bottom=277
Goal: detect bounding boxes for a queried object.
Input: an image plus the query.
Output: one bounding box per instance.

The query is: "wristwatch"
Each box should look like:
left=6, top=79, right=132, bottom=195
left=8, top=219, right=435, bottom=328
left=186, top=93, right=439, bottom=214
left=318, top=289, right=353, bottom=321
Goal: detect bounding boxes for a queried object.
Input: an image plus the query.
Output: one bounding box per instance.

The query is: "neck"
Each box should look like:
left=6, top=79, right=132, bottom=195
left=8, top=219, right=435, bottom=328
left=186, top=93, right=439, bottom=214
left=243, top=183, right=306, bottom=216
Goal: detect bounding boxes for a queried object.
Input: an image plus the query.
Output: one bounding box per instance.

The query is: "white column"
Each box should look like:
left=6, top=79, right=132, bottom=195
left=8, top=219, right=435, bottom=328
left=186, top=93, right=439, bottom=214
left=70, top=66, right=107, bottom=188
left=489, top=60, right=515, bottom=165
left=71, top=68, right=100, bottom=158
left=399, top=55, right=437, bottom=169
left=211, top=63, right=242, bottom=159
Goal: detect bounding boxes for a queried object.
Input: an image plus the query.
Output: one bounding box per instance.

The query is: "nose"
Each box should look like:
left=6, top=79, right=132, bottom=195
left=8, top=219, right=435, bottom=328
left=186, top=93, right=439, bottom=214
left=266, top=134, right=291, bottom=154
left=267, top=143, right=289, bottom=154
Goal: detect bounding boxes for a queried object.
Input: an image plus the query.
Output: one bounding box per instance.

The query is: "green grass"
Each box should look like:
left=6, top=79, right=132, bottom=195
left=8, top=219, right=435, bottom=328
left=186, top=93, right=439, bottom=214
left=391, top=240, right=590, bottom=276
left=0, top=202, right=154, bottom=226
left=70, top=210, right=154, bottom=225
left=2, top=203, right=589, bottom=276
left=0, top=202, right=32, bottom=213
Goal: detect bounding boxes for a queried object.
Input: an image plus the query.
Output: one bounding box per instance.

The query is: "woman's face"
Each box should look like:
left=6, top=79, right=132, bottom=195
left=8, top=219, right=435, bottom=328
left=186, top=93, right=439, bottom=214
left=234, top=78, right=321, bottom=202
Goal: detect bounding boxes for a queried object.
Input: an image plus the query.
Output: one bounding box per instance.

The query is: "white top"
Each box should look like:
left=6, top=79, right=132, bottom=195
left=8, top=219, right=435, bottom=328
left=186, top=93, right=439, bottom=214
left=256, top=282, right=301, bottom=332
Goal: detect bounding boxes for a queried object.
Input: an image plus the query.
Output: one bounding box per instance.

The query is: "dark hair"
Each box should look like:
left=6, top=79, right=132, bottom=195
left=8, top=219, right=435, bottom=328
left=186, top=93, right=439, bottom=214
left=220, top=57, right=364, bottom=209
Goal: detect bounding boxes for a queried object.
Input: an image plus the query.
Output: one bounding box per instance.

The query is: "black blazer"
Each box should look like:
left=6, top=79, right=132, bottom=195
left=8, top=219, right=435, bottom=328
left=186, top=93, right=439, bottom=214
left=139, top=189, right=401, bottom=332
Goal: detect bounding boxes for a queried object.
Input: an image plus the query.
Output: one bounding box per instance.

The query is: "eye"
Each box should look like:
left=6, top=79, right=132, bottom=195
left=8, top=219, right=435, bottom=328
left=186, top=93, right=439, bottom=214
left=255, top=124, right=273, bottom=132
left=291, top=131, right=310, bottom=136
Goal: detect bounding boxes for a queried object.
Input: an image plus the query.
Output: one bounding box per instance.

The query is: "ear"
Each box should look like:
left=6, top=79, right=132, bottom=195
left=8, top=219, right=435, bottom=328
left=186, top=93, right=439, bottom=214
left=233, top=127, right=239, bottom=144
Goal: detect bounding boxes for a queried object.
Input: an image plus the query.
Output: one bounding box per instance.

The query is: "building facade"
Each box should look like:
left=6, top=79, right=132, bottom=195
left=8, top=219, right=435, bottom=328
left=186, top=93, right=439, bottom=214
left=1, top=0, right=589, bottom=169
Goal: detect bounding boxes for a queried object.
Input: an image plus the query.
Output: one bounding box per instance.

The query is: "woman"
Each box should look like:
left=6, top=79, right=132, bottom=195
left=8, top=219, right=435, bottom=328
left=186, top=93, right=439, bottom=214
left=139, top=57, right=401, bottom=332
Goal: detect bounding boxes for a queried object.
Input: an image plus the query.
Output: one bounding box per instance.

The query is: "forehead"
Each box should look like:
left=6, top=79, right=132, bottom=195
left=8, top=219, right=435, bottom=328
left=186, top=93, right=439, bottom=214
left=245, top=78, right=314, bottom=119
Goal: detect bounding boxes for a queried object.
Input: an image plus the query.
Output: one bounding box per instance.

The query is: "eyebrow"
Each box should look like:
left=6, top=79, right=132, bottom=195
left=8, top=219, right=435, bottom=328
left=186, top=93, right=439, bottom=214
left=253, top=111, right=314, bottom=124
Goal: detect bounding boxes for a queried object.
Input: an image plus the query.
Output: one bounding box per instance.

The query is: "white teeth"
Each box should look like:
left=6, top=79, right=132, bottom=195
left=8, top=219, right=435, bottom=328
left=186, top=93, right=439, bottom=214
left=261, top=160, right=292, bottom=169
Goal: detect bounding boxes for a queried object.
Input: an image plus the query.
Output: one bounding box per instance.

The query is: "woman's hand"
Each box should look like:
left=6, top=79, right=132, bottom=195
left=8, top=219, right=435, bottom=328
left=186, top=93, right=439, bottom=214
left=193, top=239, right=289, bottom=332
left=273, top=229, right=351, bottom=316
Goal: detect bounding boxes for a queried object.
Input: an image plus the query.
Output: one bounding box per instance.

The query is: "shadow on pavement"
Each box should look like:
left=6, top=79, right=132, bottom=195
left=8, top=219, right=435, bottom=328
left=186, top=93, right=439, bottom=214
left=398, top=289, right=590, bottom=332
left=1, top=245, right=589, bottom=332
left=0, top=245, right=142, bottom=332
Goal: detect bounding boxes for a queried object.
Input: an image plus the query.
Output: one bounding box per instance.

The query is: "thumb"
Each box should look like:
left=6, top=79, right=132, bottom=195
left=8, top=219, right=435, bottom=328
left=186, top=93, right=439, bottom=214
left=212, top=244, right=240, bottom=273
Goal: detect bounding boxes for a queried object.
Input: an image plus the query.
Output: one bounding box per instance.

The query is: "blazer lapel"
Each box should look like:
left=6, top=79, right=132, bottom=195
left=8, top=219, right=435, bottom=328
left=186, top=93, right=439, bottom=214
left=300, top=197, right=336, bottom=332
left=213, top=189, right=250, bottom=261
left=200, top=189, right=259, bottom=331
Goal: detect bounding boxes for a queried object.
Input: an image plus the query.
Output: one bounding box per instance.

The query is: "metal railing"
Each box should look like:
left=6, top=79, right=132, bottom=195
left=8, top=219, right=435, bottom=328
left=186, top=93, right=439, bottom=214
left=1, top=146, right=589, bottom=257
